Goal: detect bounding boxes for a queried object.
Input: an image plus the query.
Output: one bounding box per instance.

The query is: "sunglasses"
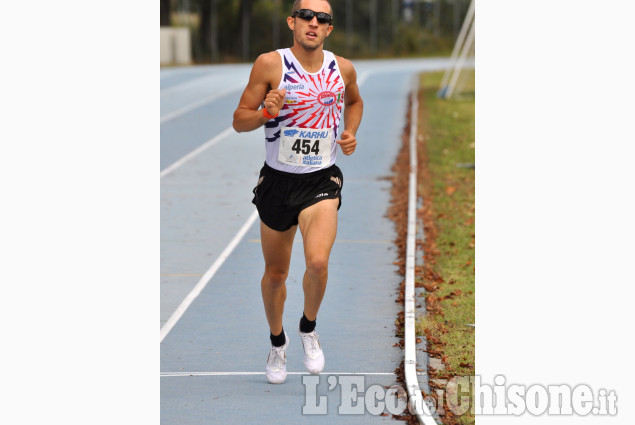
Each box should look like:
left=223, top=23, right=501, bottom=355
left=293, top=9, right=333, bottom=25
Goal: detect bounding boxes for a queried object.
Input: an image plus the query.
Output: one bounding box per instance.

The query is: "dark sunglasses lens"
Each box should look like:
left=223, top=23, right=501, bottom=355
left=316, top=13, right=332, bottom=24
left=296, top=9, right=331, bottom=24
left=297, top=9, right=314, bottom=20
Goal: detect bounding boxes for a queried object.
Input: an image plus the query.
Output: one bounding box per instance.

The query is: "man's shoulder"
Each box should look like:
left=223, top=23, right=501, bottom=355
left=333, top=54, right=354, bottom=70
left=251, top=51, right=283, bottom=86
left=333, top=55, right=356, bottom=83
left=255, top=50, right=283, bottom=67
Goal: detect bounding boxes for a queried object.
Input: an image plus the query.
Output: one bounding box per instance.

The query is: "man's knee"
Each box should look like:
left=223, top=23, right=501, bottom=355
left=263, top=267, right=288, bottom=288
left=306, top=255, right=329, bottom=278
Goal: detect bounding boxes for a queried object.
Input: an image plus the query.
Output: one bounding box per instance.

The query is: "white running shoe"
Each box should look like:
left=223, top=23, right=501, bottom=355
left=298, top=328, right=325, bottom=374
left=265, top=332, right=288, bottom=384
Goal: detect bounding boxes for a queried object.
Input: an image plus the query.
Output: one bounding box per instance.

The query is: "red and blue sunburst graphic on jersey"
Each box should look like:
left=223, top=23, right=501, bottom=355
left=265, top=53, right=345, bottom=142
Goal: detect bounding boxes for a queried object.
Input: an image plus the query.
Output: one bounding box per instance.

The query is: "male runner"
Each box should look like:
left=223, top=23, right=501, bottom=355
left=232, top=0, right=363, bottom=384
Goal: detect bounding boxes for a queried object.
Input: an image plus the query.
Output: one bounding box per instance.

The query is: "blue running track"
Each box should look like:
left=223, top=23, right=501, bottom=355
left=160, top=57, right=450, bottom=424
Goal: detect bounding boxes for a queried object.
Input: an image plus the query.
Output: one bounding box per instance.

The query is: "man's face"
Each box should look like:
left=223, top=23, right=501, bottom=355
left=288, top=0, right=333, bottom=51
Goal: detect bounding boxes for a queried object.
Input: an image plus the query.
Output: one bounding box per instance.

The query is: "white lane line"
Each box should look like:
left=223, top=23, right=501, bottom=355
left=160, top=372, right=396, bottom=377
left=160, top=83, right=244, bottom=124
left=404, top=78, right=438, bottom=425
left=160, top=72, right=221, bottom=95
left=160, top=126, right=234, bottom=178
left=357, top=71, right=371, bottom=88
left=159, top=208, right=260, bottom=343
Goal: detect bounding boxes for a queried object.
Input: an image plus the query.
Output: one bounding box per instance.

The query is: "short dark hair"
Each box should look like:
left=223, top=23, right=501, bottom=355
left=292, top=0, right=333, bottom=16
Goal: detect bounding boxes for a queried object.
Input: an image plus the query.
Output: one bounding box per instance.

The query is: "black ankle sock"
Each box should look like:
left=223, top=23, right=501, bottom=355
left=299, top=313, right=316, bottom=333
left=270, top=328, right=286, bottom=347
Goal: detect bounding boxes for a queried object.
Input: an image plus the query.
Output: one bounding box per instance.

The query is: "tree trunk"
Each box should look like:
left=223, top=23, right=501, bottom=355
left=160, top=0, right=171, bottom=26
left=240, top=0, right=251, bottom=61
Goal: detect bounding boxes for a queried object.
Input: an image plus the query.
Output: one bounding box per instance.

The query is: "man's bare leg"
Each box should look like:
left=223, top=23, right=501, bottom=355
left=296, top=198, right=338, bottom=374
left=260, top=221, right=297, bottom=336
left=261, top=221, right=297, bottom=384
left=298, top=198, right=339, bottom=321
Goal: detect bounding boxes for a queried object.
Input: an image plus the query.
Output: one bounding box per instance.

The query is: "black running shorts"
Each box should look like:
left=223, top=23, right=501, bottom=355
left=251, top=162, right=343, bottom=231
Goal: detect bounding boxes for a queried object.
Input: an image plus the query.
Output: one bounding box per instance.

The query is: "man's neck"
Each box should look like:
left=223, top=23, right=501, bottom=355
left=290, top=45, right=324, bottom=73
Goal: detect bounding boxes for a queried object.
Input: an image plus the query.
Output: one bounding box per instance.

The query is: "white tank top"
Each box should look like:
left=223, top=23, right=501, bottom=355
left=263, top=48, right=345, bottom=174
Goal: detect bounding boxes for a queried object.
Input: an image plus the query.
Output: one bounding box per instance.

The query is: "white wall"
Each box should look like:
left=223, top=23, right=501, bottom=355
left=160, top=27, right=191, bottom=65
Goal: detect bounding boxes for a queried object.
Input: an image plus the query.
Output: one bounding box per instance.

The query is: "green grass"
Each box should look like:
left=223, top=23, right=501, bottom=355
left=415, top=71, right=475, bottom=425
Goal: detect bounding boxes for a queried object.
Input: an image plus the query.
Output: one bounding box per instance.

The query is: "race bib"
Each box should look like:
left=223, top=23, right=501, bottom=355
left=278, top=127, right=332, bottom=168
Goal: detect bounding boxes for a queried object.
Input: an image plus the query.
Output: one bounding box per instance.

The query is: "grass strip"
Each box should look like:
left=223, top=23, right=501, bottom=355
left=416, top=70, right=475, bottom=425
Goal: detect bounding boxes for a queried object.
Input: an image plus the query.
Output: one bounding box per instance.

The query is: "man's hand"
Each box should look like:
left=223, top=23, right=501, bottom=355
left=264, top=89, right=286, bottom=117
left=336, top=130, right=357, bottom=155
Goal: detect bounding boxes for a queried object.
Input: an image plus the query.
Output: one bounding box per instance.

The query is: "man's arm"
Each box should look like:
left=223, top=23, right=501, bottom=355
left=336, top=57, right=364, bottom=156
left=232, top=52, right=285, bottom=133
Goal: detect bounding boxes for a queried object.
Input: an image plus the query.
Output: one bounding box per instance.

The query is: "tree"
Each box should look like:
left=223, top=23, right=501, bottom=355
left=160, top=0, right=171, bottom=26
left=239, top=0, right=252, bottom=61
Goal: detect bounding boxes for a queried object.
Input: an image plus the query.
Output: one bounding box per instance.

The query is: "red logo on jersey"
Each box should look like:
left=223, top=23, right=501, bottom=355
left=317, top=91, right=336, bottom=106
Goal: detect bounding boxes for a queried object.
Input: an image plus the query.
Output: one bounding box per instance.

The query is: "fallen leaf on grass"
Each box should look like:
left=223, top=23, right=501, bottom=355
left=423, top=283, right=437, bottom=291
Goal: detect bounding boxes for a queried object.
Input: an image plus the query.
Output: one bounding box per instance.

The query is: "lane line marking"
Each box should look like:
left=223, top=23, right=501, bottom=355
left=161, top=72, right=223, bottom=94
left=160, top=126, right=234, bottom=178
left=160, top=371, right=396, bottom=377
left=357, top=71, right=371, bottom=87
left=160, top=83, right=244, bottom=124
left=159, top=208, right=260, bottom=343
left=404, top=77, right=438, bottom=425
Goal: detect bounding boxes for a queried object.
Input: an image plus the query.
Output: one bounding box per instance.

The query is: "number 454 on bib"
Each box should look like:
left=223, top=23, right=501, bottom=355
left=278, top=127, right=332, bottom=167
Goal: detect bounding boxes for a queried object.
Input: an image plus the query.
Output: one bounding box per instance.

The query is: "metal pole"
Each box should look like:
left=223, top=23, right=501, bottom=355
left=446, top=18, right=474, bottom=98
left=438, top=0, right=474, bottom=97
